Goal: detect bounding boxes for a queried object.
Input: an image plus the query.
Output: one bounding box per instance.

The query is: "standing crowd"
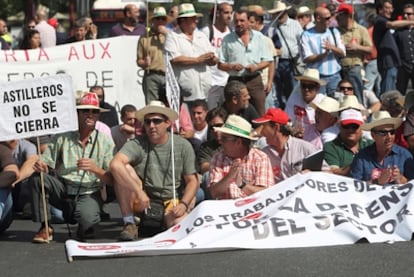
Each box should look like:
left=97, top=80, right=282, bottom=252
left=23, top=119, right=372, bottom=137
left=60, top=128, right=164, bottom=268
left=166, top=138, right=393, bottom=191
left=1, top=0, right=414, bottom=243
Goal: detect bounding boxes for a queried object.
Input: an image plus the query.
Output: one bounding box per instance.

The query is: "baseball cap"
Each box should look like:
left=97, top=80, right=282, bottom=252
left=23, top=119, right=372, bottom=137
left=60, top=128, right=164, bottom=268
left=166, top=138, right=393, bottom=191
left=340, top=109, right=363, bottom=126
left=336, top=4, right=353, bottom=15
left=252, top=108, right=290, bottom=125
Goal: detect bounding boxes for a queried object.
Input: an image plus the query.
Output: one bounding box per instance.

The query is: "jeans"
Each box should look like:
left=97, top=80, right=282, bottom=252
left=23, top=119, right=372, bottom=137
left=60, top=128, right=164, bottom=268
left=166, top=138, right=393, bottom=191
left=342, top=65, right=364, bottom=104
left=0, top=188, right=13, bottom=233
left=364, top=59, right=381, bottom=96
left=275, top=59, right=297, bottom=108
left=320, top=72, right=341, bottom=97
left=379, top=66, right=397, bottom=96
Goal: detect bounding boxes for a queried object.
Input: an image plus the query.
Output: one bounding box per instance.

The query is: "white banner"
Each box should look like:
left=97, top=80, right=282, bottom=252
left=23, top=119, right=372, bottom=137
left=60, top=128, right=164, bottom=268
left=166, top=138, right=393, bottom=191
left=0, top=74, right=78, bottom=140
left=198, top=0, right=234, bottom=4
left=0, top=36, right=145, bottom=119
left=65, top=172, right=414, bottom=260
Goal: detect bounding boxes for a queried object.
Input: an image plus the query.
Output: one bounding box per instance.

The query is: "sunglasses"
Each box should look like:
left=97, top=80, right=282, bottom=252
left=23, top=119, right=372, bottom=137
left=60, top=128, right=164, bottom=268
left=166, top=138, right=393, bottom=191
left=404, top=12, right=414, bottom=16
left=341, top=123, right=360, bottom=130
left=372, top=129, right=395, bottom=136
left=301, top=83, right=318, bottom=90
left=209, top=123, right=224, bottom=130
left=322, top=16, right=331, bottom=21
left=80, top=109, right=100, bottom=114
left=339, top=86, right=354, bottom=91
left=144, top=117, right=165, bottom=125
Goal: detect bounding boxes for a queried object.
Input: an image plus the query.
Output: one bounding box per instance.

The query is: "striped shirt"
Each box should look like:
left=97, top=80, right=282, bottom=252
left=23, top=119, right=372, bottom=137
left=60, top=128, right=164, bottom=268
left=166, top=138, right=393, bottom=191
left=300, top=27, right=345, bottom=75
left=209, top=148, right=274, bottom=199
left=270, top=17, right=303, bottom=59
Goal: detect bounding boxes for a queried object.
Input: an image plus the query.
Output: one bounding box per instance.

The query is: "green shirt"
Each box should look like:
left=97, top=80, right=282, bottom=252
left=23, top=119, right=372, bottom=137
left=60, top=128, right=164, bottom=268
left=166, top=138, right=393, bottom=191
left=120, top=133, right=196, bottom=200
left=324, top=136, right=373, bottom=169
left=42, top=130, right=115, bottom=195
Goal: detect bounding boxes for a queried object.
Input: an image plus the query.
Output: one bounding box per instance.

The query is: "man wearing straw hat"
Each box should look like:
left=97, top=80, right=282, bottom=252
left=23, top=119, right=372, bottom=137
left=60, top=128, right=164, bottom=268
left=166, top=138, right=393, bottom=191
left=31, top=92, right=115, bottom=243
left=164, top=3, right=217, bottom=107
left=350, top=111, right=414, bottom=185
left=110, top=101, right=198, bottom=241
left=267, top=1, right=303, bottom=109
left=208, top=115, right=274, bottom=199
left=137, top=6, right=169, bottom=104
left=296, top=6, right=314, bottom=30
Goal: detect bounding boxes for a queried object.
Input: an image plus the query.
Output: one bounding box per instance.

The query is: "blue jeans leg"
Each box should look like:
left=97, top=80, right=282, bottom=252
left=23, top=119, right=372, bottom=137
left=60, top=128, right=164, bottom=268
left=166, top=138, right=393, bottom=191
left=380, top=67, right=397, bottom=95
left=0, top=188, right=13, bottom=233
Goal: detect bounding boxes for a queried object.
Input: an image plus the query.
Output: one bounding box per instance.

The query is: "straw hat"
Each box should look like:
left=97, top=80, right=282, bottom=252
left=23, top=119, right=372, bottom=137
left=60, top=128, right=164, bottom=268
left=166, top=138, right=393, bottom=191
left=150, top=6, right=170, bottom=20
left=214, top=115, right=258, bottom=140
left=252, top=108, right=290, bottom=125
left=310, top=96, right=340, bottom=114
left=338, top=95, right=368, bottom=115
left=135, top=100, right=178, bottom=121
left=76, top=92, right=109, bottom=112
left=246, top=5, right=266, bottom=16
left=361, top=111, right=402, bottom=131
left=295, top=68, right=327, bottom=86
left=297, top=6, right=312, bottom=16
left=268, top=1, right=291, bottom=14
left=177, top=3, right=203, bottom=18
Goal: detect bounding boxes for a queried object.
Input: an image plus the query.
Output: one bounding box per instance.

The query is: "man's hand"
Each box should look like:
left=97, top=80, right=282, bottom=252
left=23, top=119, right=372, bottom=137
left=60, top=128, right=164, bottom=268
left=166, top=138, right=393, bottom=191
left=77, top=158, right=98, bottom=173
left=132, top=191, right=150, bottom=213
left=33, top=159, right=48, bottom=173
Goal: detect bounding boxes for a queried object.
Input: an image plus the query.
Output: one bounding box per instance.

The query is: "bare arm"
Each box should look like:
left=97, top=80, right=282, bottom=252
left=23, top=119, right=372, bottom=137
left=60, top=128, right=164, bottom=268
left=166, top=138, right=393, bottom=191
left=0, top=164, right=19, bottom=188
left=11, top=154, right=37, bottom=187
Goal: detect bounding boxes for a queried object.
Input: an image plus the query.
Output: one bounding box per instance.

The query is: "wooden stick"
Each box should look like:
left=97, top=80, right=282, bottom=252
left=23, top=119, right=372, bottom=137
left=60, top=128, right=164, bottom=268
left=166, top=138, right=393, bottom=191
left=37, top=136, right=50, bottom=243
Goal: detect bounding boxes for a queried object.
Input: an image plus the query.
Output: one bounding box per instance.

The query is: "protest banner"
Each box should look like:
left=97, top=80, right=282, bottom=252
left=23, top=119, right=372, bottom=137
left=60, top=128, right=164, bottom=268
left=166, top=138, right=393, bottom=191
left=0, top=36, right=144, bottom=116
left=0, top=74, right=77, bottom=140
left=332, top=0, right=374, bottom=4
left=65, top=172, right=414, bottom=260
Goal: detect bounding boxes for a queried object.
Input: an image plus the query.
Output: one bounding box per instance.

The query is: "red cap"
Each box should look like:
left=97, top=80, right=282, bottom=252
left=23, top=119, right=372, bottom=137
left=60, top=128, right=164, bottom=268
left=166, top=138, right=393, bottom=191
left=47, top=17, right=58, bottom=28
left=336, top=4, right=353, bottom=15
left=252, top=108, right=290, bottom=125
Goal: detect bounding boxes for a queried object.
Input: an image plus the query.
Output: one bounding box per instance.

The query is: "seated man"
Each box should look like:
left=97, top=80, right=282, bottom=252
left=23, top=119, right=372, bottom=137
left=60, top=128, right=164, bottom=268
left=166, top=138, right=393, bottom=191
left=222, top=80, right=259, bottom=124
left=111, top=104, right=138, bottom=151
left=0, top=142, right=19, bottom=233
left=31, top=92, right=115, bottom=243
left=208, top=115, right=274, bottom=199
left=110, top=101, right=198, bottom=241
left=253, top=108, right=321, bottom=184
left=350, top=111, right=414, bottom=184
left=285, top=68, right=326, bottom=138
left=324, top=109, right=373, bottom=176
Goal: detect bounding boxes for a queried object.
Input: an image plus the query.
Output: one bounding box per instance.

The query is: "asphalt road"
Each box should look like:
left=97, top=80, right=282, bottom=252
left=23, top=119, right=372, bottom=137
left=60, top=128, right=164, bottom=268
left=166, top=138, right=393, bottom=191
left=1, top=202, right=414, bottom=277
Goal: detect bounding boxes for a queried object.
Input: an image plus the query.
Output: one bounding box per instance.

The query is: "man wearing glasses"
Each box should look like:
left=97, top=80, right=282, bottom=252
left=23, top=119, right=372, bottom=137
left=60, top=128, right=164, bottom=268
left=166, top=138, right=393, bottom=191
left=110, top=101, right=198, bottom=241
left=350, top=111, right=414, bottom=185
left=300, top=6, right=345, bottom=97
left=324, top=109, right=372, bottom=176
left=31, top=92, right=115, bottom=243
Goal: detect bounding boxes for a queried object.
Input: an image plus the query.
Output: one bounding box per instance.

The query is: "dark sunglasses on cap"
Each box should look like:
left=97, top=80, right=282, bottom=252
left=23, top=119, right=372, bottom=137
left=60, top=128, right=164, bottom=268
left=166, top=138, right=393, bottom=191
left=144, top=117, right=165, bottom=125
left=372, top=129, right=395, bottom=136
left=80, top=109, right=100, bottom=114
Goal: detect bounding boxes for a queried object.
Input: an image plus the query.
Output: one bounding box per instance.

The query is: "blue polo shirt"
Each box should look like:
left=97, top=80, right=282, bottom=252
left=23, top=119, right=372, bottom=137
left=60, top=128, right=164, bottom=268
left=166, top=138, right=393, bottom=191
left=350, top=143, right=414, bottom=183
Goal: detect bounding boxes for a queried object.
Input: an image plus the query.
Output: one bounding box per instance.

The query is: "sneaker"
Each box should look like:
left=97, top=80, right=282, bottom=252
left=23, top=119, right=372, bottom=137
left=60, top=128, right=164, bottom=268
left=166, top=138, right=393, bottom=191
left=77, top=226, right=95, bottom=241
left=32, top=226, right=54, bottom=243
left=119, top=223, right=138, bottom=241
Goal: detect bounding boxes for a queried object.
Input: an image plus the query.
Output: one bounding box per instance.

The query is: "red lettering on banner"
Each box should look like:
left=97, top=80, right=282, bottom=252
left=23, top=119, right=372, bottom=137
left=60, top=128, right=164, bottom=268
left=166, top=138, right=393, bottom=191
left=67, top=46, right=80, bottom=61
left=4, top=50, right=17, bottom=62
left=38, top=48, right=50, bottom=61
left=83, top=44, right=96, bottom=59
left=99, top=42, right=111, bottom=59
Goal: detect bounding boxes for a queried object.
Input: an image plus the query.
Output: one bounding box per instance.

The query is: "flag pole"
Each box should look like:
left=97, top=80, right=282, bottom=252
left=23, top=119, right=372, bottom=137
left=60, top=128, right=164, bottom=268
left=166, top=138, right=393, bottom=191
left=37, top=136, right=50, bottom=242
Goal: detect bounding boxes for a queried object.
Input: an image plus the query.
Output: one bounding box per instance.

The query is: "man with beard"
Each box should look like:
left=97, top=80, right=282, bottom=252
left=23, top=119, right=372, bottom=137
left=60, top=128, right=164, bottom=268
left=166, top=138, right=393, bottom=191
left=350, top=111, right=414, bottom=184
left=324, top=109, right=372, bottom=176
left=110, top=3, right=146, bottom=36
left=31, top=92, right=115, bottom=243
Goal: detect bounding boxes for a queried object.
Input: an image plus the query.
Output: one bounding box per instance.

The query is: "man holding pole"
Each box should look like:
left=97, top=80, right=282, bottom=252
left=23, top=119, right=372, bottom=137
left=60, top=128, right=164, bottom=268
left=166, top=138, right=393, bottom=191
left=31, top=92, right=115, bottom=243
left=110, top=101, right=198, bottom=241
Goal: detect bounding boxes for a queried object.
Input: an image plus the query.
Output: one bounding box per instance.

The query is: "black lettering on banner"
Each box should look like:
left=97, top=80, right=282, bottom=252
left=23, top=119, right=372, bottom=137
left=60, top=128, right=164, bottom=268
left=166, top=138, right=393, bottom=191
left=354, top=180, right=376, bottom=192
left=137, top=69, right=144, bottom=86
left=15, top=117, right=59, bottom=133
left=338, top=181, right=348, bottom=192
left=316, top=181, right=327, bottom=192
left=379, top=191, right=400, bottom=211
left=314, top=215, right=330, bottom=230
left=366, top=200, right=383, bottom=219
left=86, top=71, right=114, bottom=88
left=379, top=219, right=396, bottom=234
left=397, top=182, right=413, bottom=197
left=279, top=197, right=310, bottom=213
left=252, top=222, right=270, bottom=240
left=13, top=104, right=30, bottom=117
left=396, top=204, right=410, bottom=223
left=305, top=179, right=316, bottom=189
left=42, top=101, right=57, bottom=113
left=316, top=202, right=335, bottom=212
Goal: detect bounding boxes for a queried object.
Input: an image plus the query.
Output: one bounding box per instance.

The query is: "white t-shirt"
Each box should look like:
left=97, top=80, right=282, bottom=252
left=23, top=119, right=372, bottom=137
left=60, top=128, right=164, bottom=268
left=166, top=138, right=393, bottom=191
left=194, top=124, right=208, bottom=143
left=201, top=25, right=230, bottom=87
